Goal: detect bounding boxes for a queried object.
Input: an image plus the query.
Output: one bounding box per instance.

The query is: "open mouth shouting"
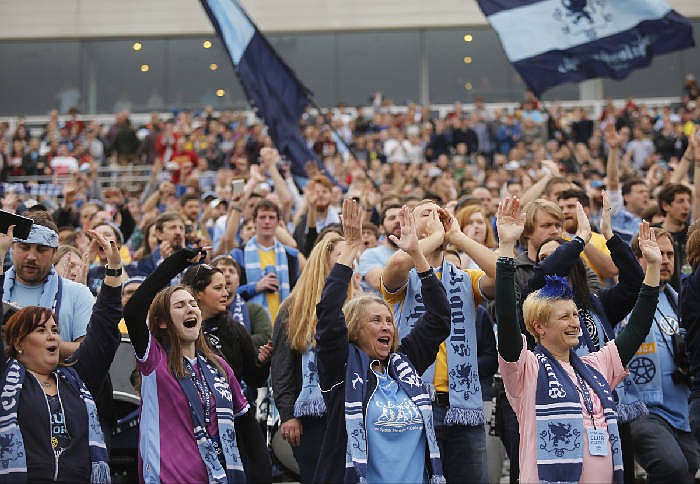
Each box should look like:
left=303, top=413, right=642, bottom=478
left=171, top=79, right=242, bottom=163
left=183, top=317, right=198, bottom=329
left=47, top=344, right=58, bottom=356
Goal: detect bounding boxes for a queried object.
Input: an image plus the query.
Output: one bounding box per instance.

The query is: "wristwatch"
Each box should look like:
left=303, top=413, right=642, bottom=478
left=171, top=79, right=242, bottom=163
left=104, top=265, right=123, bottom=277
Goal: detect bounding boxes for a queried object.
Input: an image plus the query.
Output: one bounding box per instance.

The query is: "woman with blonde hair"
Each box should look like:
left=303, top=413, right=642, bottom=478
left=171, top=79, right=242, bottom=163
left=271, top=230, right=354, bottom=482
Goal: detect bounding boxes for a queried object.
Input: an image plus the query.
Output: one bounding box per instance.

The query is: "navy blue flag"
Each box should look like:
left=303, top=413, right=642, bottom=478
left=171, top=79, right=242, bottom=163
left=476, top=0, right=695, bottom=96
left=200, top=0, right=319, bottom=177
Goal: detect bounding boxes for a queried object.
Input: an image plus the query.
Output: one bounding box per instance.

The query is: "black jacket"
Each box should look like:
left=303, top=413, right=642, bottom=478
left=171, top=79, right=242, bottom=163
left=270, top=299, right=303, bottom=423
left=203, top=312, right=270, bottom=397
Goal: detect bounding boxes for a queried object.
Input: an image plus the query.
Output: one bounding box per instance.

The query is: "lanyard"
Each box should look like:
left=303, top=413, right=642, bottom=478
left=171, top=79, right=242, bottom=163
left=574, top=370, right=596, bottom=429
left=184, top=357, right=213, bottom=425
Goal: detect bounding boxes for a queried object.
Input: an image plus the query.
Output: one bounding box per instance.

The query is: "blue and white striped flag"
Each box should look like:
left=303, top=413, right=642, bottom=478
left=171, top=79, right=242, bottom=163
left=477, top=0, right=695, bottom=96
left=200, top=0, right=319, bottom=177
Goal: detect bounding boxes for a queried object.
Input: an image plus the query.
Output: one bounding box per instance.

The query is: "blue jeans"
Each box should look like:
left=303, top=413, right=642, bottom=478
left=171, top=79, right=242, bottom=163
left=630, top=413, right=699, bottom=484
left=433, top=403, right=488, bottom=484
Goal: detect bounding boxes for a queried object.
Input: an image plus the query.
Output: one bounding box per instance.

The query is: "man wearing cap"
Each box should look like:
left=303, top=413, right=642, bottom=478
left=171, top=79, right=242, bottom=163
left=3, top=212, right=96, bottom=358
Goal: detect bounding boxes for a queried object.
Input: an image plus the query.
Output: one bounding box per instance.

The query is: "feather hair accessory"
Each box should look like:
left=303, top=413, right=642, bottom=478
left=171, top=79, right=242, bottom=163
left=539, top=275, right=574, bottom=300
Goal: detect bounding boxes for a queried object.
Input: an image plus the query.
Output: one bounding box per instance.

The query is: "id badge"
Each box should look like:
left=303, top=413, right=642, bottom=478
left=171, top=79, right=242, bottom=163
left=586, top=428, right=609, bottom=456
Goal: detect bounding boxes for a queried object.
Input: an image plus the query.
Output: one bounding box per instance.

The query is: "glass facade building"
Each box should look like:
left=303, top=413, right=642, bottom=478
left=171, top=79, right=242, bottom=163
left=0, top=22, right=698, bottom=116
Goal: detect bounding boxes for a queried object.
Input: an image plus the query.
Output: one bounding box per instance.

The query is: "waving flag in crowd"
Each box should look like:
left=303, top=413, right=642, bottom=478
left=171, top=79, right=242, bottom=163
left=200, top=0, right=319, bottom=177
left=476, top=0, right=695, bottom=96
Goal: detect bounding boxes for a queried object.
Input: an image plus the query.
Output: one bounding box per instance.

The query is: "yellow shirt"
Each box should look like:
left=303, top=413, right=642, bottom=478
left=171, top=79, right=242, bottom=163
left=381, top=268, right=486, bottom=392
left=562, top=231, right=611, bottom=282
left=93, top=245, right=132, bottom=265
left=259, top=248, right=280, bottom=322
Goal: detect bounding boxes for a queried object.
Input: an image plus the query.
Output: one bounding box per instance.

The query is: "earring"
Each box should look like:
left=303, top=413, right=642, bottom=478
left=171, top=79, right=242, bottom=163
left=17, top=349, right=23, bottom=355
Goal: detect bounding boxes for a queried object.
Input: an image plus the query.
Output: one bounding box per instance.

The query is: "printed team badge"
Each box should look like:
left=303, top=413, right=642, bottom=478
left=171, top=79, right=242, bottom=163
left=629, top=357, right=656, bottom=385
left=539, top=422, right=582, bottom=457
left=553, top=0, right=613, bottom=40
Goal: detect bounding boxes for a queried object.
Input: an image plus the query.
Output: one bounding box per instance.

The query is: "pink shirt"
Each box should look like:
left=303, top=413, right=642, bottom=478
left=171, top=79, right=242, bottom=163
left=136, top=335, right=248, bottom=483
left=499, top=336, right=628, bottom=484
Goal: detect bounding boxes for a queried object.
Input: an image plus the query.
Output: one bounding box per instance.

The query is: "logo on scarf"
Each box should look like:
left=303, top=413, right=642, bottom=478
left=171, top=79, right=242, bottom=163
left=553, top=0, right=612, bottom=39
left=0, top=434, right=24, bottom=467
left=448, top=363, right=479, bottom=397
left=539, top=422, right=581, bottom=457
left=629, top=357, right=656, bottom=385
left=214, top=373, right=233, bottom=402
left=351, top=372, right=364, bottom=390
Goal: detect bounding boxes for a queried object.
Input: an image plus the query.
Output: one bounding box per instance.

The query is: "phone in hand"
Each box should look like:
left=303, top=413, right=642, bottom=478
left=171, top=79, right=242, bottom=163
left=232, top=179, right=245, bottom=196
left=0, top=210, right=33, bottom=239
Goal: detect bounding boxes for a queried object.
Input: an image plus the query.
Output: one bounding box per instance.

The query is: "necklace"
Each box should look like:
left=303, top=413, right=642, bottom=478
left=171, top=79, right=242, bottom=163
left=30, top=371, right=53, bottom=388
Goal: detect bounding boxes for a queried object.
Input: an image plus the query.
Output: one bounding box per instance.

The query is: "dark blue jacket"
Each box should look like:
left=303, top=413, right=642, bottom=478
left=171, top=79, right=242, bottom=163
left=314, top=264, right=450, bottom=483
left=681, top=264, right=700, bottom=401
left=0, top=279, right=121, bottom=482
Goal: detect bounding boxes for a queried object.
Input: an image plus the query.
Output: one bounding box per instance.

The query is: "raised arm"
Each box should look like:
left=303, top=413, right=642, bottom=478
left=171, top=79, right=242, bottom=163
left=391, top=206, right=450, bottom=372
left=315, top=198, right=363, bottom=389
left=495, top=198, right=526, bottom=362
left=0, top=226, right=12, bottom=376
left=71, top=230, right=124, bottom=395
left=123, top=247, right=203, bottom=358
left=382, top=207, right=444, bottom=292
left=605, top=125, right=622, bottom=193
left=520, top=159, right=560, bottom=207
left=691, top=134, right=700, bottom=222
left=615, top=222, right=661, bottom=365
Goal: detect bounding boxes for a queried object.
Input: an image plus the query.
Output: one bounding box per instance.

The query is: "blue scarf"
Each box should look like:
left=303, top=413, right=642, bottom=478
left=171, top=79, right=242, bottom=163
left=394, top=259, right=484, bottom=426
left=344, top=344, right=445, bottom=484
left=293, top=347, right=326, bottom=417
left=177, top=354, right=248, bottom=484
left=3, top=266, right=62, bottom=316
left=576, top=297, right=647, bottom=423
left=0, top=360, right=110, bottom=483
left=243, top=236, right=290, bottom=311
left=229, top=294, right=251, bottom=333
left=533, top=344, right=623, bottom=484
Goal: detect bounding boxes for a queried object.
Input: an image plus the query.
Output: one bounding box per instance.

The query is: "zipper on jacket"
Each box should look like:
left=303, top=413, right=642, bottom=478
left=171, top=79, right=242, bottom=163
left=37, top=373, right=60, bottom=481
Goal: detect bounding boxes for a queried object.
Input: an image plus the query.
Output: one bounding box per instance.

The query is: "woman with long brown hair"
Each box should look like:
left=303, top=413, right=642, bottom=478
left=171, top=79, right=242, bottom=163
left=123, top=247, right=269, bottom=483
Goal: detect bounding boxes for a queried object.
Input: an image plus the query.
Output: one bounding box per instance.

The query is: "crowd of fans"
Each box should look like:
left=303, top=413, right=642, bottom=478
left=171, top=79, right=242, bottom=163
left=1, top=75, right=700, bottom=483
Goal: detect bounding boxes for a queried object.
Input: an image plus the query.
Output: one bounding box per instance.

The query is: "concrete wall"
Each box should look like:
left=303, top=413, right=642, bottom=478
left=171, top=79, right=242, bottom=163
left=1, top=0, right=698, bottom=39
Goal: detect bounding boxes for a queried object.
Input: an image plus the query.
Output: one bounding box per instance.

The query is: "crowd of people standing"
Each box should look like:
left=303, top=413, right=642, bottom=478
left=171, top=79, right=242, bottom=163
left=1, top=81, right=700, bottom=483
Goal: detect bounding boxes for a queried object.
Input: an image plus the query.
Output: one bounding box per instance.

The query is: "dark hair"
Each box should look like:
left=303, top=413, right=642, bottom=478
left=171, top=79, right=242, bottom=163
left=557, top=188, right=589, bottom=207
left=658, top=184, right=692, bottom=216
left=380, top=204, right=402, bottom=225
left=253, top=199, right=281, bottom=220
left=155, top=211, right=185, bottom=232
left=92, top=221, right=124, bottom=245
left=181, top=264, right=223, bottom=294
left=536, top=237, right=593, bottom=307
left=180, top=193, right=200, bottom=206
left=3, top=306, right=57, bottom=360
left=212, top=255, right=243, bottom=279
left=621, top=178, right=647, bottom=197
left=544, top=176, right=570, bottom=197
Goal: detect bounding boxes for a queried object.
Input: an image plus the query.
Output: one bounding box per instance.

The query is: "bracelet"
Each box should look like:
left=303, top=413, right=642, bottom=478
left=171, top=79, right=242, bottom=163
left=497, top=256, right=516, bottom=267
left=417, top=268, right=435, bottom=280
left=104, top=265, right=123, bottom=277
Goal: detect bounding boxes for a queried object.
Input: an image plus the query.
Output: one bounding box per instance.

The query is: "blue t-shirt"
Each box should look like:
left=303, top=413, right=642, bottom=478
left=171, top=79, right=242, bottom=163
left=366, top=368, right=426, bottom=484
left=648, top=291, right=690, bottom=431
left=358, top=245, right=395, bottom=293
left=9, top=278, right=93, bottom=342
